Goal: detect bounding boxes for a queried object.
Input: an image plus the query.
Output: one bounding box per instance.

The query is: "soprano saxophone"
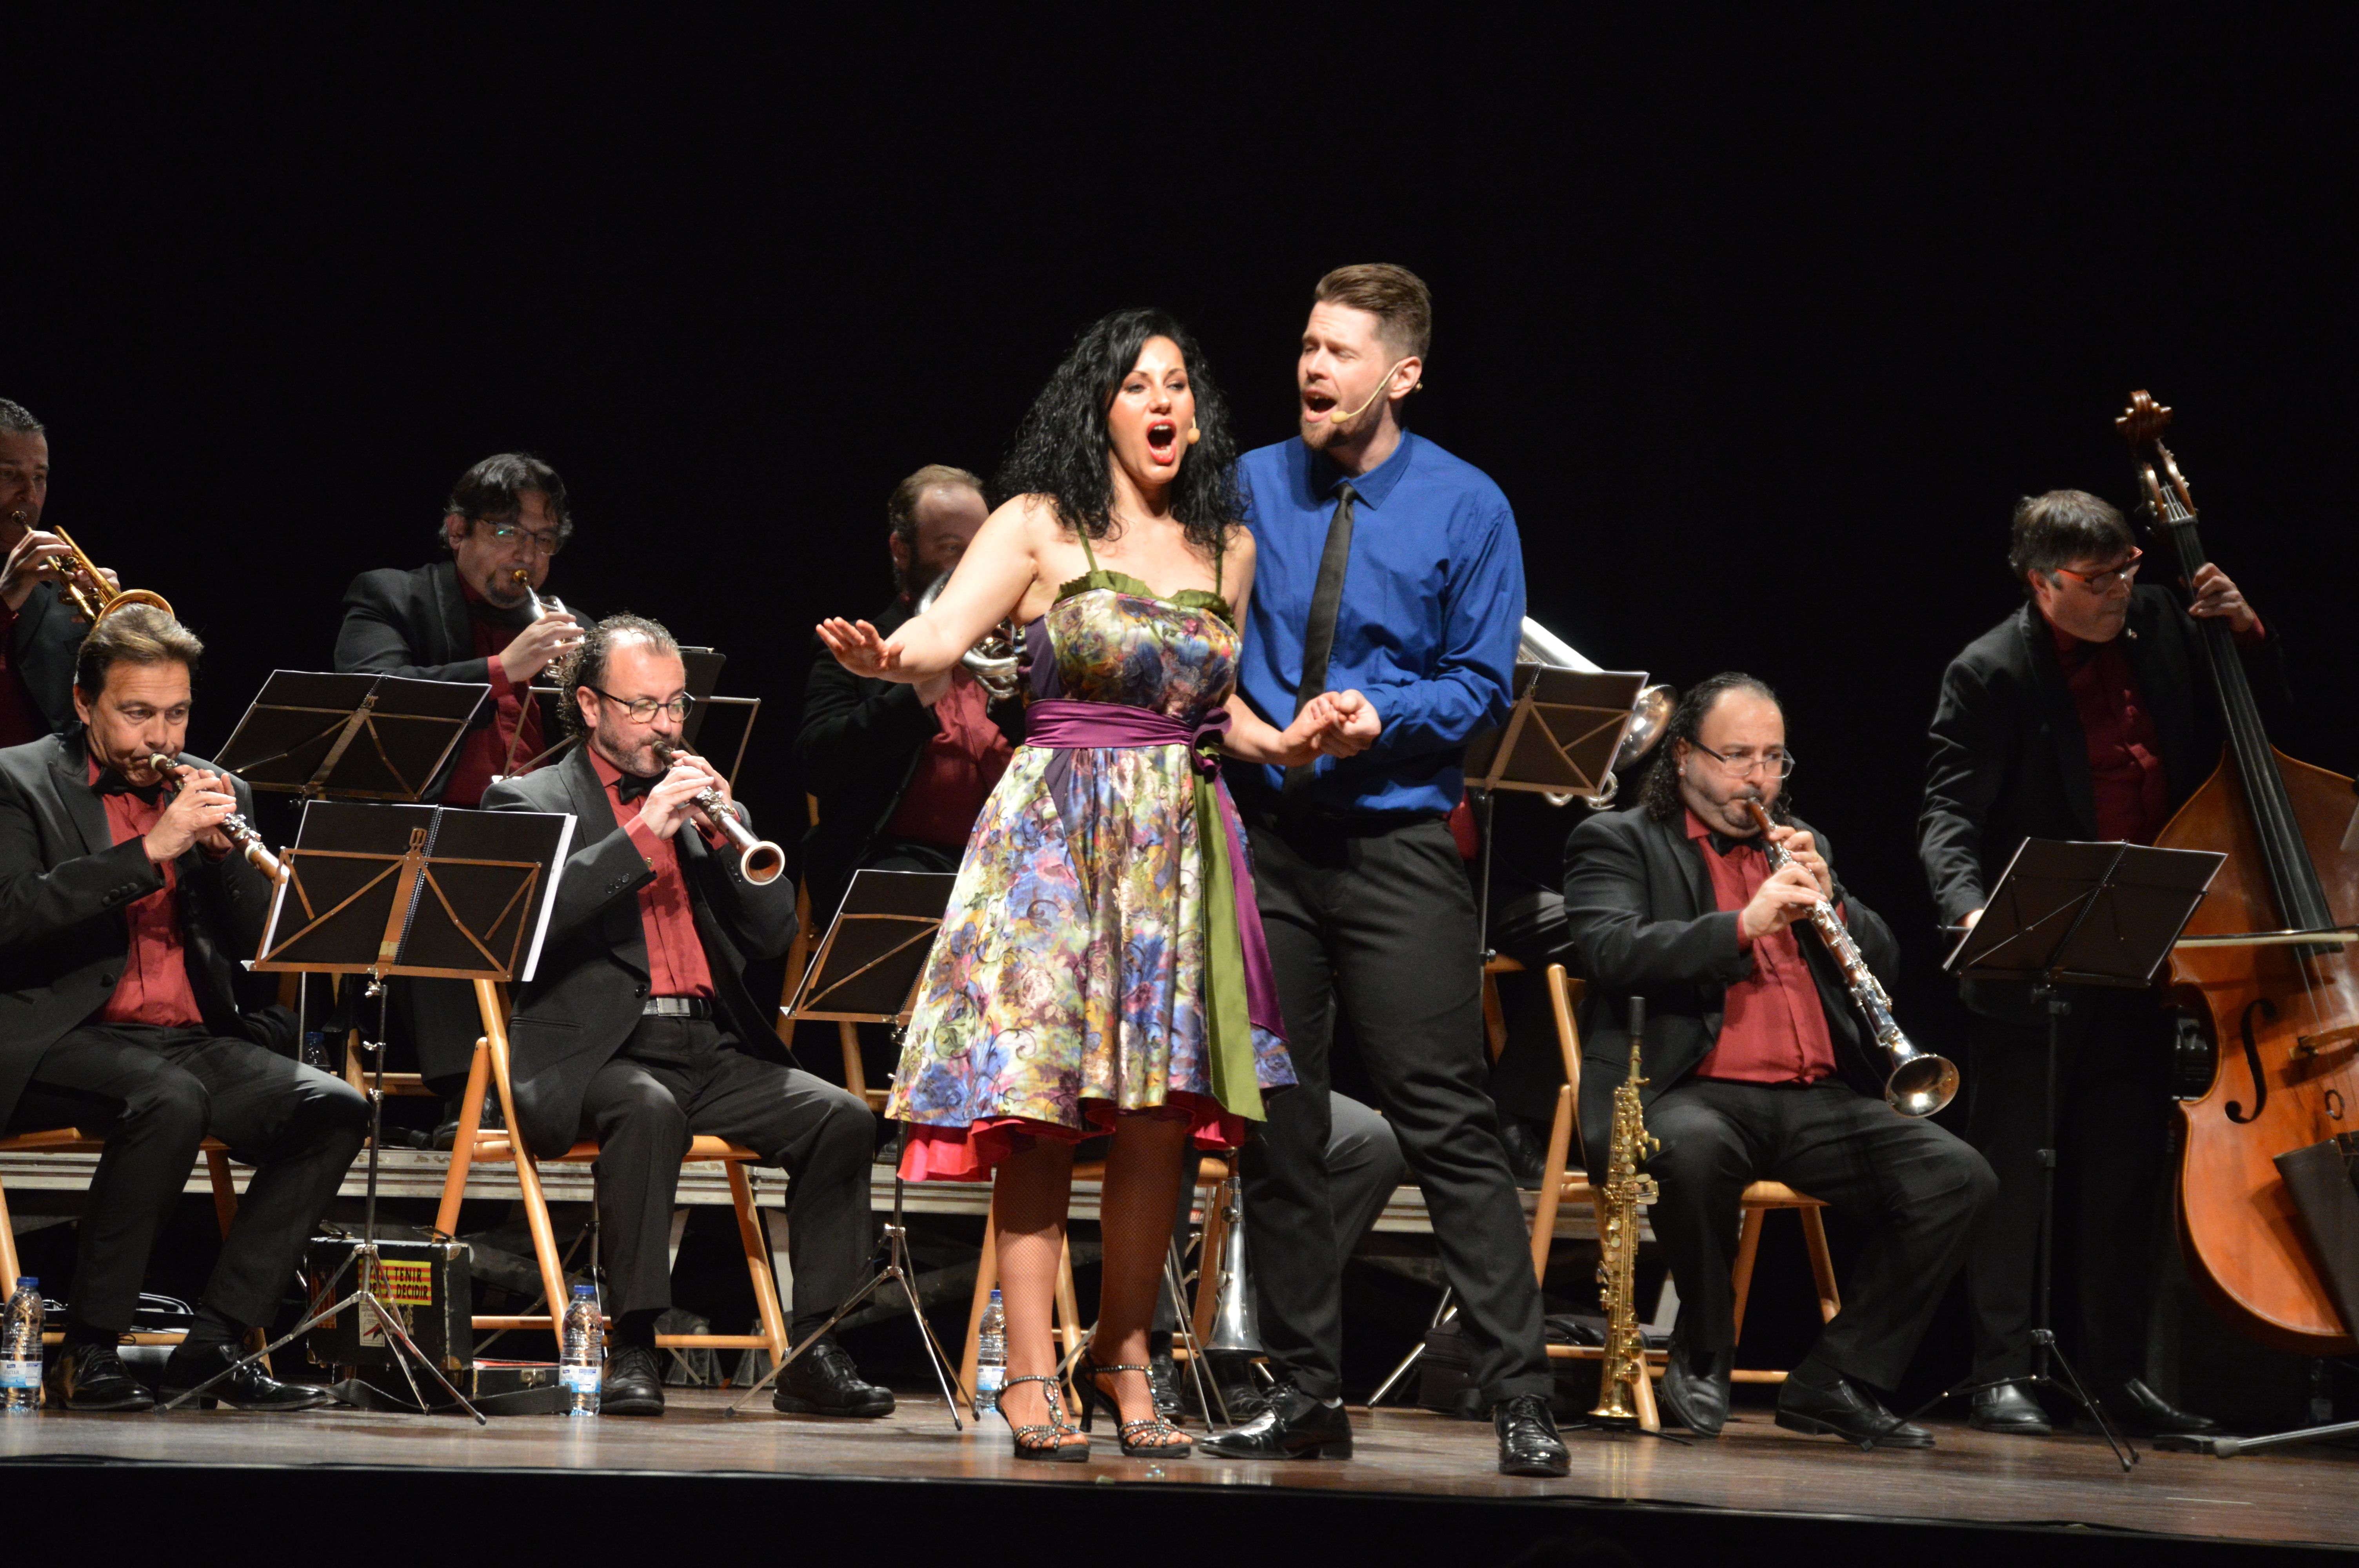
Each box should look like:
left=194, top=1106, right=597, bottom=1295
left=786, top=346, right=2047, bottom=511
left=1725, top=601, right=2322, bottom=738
left=1740, top=797, right=1957, bottom=1116
left=1590, top=998, right=1660, bottom=1428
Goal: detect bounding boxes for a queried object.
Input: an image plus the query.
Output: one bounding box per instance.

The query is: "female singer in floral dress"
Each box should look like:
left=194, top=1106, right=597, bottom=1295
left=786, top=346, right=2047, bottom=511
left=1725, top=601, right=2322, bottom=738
left=817, top=309, right=1376, bottom=1459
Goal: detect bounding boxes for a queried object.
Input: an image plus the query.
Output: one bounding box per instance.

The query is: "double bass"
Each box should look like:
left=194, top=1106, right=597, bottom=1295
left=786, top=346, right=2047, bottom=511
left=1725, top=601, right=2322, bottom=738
left=2123, top=391, right=2359, bottom=1355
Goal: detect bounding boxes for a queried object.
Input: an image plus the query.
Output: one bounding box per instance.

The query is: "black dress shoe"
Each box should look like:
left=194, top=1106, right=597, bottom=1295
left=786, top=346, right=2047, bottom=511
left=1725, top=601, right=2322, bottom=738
left=772, top=1339, right=894, bottom=1417
left=1775, top=1370, right=1933, bottom=1449
left=1969, top=1381, right=2051, bottom=1435
left=1498, top=1116, right=1552, bottom=1189
left=602, top=1343, right=666, bottom=1416
left=1147, top=1347, right=1184, bottom=1421
left=431, top=1091, right=503, bottom=1152
left=1495, top=1394, right=1570, bottom=1477
left=1658, top=1345, right=1732, bottom=1436
left=2078, top=1377, right=2218, bottom=1436
left=48, top=1342, right=154, bottom=1412
left=1198, top=1349, right=1269, bottom=1425
left=160, top=1343, right=334, bottom=1411
left=1200, top=1382, right=1353, bottom=1459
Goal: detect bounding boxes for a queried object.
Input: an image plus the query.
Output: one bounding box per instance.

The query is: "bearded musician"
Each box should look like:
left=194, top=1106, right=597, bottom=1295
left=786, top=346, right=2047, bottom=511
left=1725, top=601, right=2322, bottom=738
left=1563, top=673, right=1994, bottom=1447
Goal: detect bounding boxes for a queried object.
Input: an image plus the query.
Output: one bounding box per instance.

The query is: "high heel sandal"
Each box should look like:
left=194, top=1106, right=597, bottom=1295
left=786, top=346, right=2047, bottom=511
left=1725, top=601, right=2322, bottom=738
left=1000, top=1373, right=1089, bottom=1463
left=1076, top=1348, right=1194, bottom=1458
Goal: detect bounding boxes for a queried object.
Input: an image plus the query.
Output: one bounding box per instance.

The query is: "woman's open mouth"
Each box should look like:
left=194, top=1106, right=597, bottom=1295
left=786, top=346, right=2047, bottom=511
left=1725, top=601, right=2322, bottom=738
left=1146, top=420, right=1179, bottom=463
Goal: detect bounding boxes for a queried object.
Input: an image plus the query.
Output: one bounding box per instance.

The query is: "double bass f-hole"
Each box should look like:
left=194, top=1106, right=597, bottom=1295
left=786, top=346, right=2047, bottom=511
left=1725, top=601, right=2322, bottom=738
left=2228, top=997, right=2277, bottom=1124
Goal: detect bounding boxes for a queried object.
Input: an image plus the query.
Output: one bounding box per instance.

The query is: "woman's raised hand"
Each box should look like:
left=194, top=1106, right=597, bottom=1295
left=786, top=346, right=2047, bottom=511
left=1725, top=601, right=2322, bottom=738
left=816, top=617, right=903, bottom=679
left=1303, top=689, right=1381, bottom=757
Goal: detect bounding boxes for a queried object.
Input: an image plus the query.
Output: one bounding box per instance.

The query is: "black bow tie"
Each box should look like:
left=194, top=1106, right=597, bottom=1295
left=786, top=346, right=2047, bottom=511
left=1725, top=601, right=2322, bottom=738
left=95, top=771, right=164, bottom=806
left=1707, top=831, right=1757, bottom=857
left=614, top=770, right=660, bottom=804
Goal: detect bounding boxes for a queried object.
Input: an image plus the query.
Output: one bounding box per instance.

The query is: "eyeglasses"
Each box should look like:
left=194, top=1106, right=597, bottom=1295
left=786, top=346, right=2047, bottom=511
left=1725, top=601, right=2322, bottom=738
left=476, top=518, right=567, bottom=557
left=2051, top=549, right=2142, bottom=593
left=1692, top=741, right=1796, bottom=779
left=588, top=688, right=695, bottom=724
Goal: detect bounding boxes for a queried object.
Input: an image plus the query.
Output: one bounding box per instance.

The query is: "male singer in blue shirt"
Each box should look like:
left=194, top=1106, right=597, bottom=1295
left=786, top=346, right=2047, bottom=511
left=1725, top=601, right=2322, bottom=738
left=1205, top=265, right=1565, bottom=1478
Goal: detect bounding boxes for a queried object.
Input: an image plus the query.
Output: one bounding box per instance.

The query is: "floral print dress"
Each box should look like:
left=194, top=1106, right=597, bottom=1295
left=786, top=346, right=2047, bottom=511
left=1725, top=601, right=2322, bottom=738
left=888, top=540, right=1294, bottom=1179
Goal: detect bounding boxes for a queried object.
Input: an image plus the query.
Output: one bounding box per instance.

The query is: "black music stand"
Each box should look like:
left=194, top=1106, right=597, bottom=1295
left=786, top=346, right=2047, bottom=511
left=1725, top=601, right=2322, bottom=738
left=1912, top=837, right=2224, bottom=1469
left=1462, top=663, right=1647, bottom=954
left=729, top=869, right=966, bottom=1425
left=159, top=802, right=574, bottom=1421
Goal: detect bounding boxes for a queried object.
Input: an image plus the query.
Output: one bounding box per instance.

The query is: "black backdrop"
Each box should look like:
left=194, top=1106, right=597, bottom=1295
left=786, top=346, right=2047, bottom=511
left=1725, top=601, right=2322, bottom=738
left=11, top=12, right=2354, bottom=1392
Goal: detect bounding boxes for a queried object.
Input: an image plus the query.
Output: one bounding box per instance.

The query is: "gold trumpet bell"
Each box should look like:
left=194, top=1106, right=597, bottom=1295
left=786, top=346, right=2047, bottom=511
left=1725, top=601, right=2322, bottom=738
left=88, top=587, right=173, bottom=625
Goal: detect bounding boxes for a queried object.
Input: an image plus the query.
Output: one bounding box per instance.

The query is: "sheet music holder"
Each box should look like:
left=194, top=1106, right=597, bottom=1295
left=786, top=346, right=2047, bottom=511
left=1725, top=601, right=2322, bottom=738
left=253, top=801, right=574, bottom=984
left=1946, top=837, right=2224, bottom=989
left=783, top=869, right=958, bottom=1026
left=1463, top=664, right=1649, bottom=799
left=216, top=670, right=488, bottom=802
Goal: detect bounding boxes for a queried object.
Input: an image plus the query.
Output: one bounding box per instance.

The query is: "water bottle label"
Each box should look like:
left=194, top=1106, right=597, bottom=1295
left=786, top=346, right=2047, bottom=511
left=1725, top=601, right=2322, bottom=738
left=974, top=1364, right=1005, bottom=1396
left=0, top=1359, right=39, bottom=1390
left=560, top=1364, right=601, bottom=1395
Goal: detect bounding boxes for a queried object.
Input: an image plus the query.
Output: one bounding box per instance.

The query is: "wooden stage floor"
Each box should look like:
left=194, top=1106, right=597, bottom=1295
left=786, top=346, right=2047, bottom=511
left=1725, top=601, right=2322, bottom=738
left=2, top=1390, right=2352, bottom=1557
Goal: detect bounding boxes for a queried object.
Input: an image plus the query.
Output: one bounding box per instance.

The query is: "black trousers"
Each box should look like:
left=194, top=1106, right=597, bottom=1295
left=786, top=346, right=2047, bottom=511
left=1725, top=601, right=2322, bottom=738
left=1963, top=992, right=2171, bottom=1385
left=1481, top=884, right=1576, bottom=1124
left=578, top=1017, right=874, bottom=1339
left=8, top=1024, right=368, bottom=1333
left=1241, top=813, right=1552, bottom=1404
left=1161, top=1091, right=1405, bottom=1332
left=1647, top=1078, right=1995, bottom=1391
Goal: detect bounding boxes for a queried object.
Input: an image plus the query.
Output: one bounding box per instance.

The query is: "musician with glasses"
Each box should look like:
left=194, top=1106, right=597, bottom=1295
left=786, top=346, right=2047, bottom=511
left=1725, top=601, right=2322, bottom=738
left=1, top=398, right=126, bottom=747
left=1919, top=489, right=2277, bottom=1438
left=482, top=613, right=887, bottom=1420
left=1563, top=672, right=1995, bottom=1446
left=334, top=454, right=587, bottom=1116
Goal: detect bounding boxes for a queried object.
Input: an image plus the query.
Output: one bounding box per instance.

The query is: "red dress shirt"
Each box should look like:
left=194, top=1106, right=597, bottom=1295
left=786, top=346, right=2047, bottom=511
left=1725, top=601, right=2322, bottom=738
left=590, top=748, right=716, bottom=1000
left=1685, top=808, right=1837, bottom=1085
left=87, top=756, right=207, bottom=1029
left=0, top=600, right=54, bottom=749
left=881, top=668, right=1014, bottom=848
left=440, top=577, right=547, bottom=809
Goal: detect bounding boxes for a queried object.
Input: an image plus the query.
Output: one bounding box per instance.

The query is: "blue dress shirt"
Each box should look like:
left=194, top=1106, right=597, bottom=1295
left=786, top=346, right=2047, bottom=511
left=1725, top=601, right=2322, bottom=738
left=1230, top=431, right=1525, bottom=816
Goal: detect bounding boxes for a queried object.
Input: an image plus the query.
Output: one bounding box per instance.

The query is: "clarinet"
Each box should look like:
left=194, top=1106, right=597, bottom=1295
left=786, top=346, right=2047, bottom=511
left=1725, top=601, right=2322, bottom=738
left=147, top=754, right=288, bottom=884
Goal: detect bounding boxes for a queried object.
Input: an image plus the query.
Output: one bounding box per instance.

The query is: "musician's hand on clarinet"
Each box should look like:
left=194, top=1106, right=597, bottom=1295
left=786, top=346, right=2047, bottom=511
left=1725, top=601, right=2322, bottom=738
left=678, top=751, right=736, bottom=832
left=817, top=617, right=904, bottom=680
left=636, top=757, right=713, bottom=840
left=147, top=768, right=236, bottom=863
left=1739, top=862, right=1823, bottom=942
left=1765, top=824, right=1834, bottom=900
left=2186, top=563, right=2259, bottom=637
left=500, top=610, right=582, bottom=684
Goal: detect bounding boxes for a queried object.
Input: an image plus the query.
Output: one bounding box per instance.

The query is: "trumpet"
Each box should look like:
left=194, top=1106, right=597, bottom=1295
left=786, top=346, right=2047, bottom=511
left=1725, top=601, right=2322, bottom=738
left=912, top=575, right=1022, bottom=701
left=1516, top=618, right=1675, bottom=808
left=1740, top=797, right=1957, bottom=1116
left=510, top=567, right=576, bottom=680
left=145, top=754, right=287, bottom=884
left=52, top=527, right=172, bottom=627
left=652, top=743, right=785, bottom=885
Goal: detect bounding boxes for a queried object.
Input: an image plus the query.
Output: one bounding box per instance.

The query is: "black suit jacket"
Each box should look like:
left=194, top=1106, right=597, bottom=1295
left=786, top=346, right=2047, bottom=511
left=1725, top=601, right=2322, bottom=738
left=481, top=748, right=799, bottom=1156
left=0, top=731, right=283, bottom=1126
left=6, top=582, right=90, bottom=735
left=334, top=559, right=554, bottom=796
left=1559, top=804, right=1900, bottom=1163
left=793, top=597, right=1025, bottom=922
left=1917, top=588, right=2286, bottom=1019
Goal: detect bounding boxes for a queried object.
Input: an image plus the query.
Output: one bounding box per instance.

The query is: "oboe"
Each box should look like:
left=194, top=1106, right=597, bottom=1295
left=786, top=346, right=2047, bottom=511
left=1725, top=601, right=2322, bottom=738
left=146, top=754, right=288, bottom=884
left=1739, top=796, right=1957, bottom=1116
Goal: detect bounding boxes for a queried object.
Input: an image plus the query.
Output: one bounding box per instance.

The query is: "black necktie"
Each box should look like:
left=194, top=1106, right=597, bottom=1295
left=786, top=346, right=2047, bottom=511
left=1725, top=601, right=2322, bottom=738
left=1283, top=481, right=1358, bottom=804
left=94, top=771, right=163, bottom=806
left=614, top=771, right=659, bottom=804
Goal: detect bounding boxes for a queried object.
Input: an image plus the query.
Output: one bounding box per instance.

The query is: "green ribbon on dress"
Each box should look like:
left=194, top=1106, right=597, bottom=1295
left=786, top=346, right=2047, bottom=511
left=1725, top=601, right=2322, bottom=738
left=1193, top=742, right=1265, bottom=1123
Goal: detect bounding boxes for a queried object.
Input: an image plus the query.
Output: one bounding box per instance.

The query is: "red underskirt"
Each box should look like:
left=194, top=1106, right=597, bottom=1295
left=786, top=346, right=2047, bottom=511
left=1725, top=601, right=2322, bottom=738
left=898, top=1093, right=1243, bottom=1182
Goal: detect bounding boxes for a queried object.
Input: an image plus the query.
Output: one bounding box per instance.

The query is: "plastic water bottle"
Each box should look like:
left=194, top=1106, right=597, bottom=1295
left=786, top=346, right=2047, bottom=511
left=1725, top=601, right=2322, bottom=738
left=560, top=1285, right=602, bottom=1417
left=974, top=1287, right=1006, bottom=1415
left=2, top=1277, right=43, bottom=1414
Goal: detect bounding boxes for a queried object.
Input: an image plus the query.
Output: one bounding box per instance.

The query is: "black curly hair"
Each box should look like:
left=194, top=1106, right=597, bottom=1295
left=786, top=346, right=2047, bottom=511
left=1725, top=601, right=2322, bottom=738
left=994, top=307, right=1242, bottom=560
left=1639, top=671, right=1793, bottom=824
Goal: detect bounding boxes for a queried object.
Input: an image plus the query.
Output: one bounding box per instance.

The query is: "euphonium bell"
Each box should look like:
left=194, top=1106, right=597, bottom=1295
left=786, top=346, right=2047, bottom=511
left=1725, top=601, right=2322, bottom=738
left=912, top=574, right=1022, bottom=701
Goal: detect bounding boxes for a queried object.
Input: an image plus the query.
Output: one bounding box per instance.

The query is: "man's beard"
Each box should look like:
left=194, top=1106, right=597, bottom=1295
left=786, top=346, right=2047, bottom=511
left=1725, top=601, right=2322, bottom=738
left=594, top=728, right=662, bottom=779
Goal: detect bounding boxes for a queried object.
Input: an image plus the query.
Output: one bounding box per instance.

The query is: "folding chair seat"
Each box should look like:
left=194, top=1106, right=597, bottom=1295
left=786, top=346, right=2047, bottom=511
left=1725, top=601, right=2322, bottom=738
left=431, top=978, right=790, bottom=1368
left=1530, top=963, right=1839, bottom=1388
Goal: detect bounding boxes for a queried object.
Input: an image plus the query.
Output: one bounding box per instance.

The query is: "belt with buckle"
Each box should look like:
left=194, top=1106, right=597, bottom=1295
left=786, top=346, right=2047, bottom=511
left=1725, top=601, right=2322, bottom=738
left=642, top=996, right=713, bottom=1020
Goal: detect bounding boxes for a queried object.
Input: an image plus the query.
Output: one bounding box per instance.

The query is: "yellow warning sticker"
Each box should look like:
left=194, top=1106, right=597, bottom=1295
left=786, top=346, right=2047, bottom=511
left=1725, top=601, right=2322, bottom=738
left=376, top=1258, right=434, bottom=1306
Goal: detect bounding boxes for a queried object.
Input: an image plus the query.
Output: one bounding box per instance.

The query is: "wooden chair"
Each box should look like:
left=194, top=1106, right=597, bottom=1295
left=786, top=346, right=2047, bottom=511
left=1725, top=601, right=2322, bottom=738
left=1482, top=952, right=1525, bottom=1062
left=952, top=1156, right=1233, bottom=1419
left=777, top=794, right=882, bottom=1111
left=1530, top=963, right=1839, bottom=1387
left=0, top=1130, right=242, bottom=1344
left=432, top=978, right=790, bottom=1369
